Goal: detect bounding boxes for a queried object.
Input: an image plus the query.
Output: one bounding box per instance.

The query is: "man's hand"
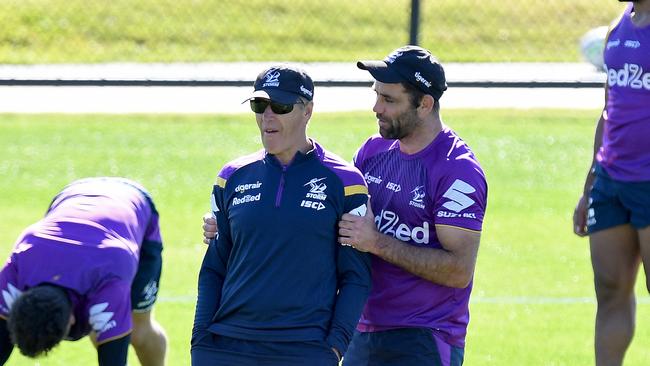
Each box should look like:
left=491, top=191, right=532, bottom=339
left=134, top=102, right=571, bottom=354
left=338, top=198, right=379, bottom=253
left=573, top=195, right=589, bottom=237
left=202, top=212, right=218, bottom=244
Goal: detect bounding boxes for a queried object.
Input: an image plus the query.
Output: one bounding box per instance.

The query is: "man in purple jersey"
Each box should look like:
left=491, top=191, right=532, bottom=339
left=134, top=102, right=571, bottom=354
left=202, top=47, right=487, bottom=365
left=337, top=45, right=487, bottom=366
left=0, top=177, right=167, bottom=366
left=573, top=1, right=650, bottom=365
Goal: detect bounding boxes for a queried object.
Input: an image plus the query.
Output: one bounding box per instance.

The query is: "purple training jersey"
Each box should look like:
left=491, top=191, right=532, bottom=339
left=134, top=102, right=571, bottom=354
left=0, top=177, right=161, bottom=344
left=598, top=3, right=650, bottom=181
left=353, top=126, right=487, bottom=348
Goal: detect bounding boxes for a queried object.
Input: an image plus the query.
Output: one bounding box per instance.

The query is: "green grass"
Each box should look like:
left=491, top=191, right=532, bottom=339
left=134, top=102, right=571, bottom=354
left=1, top=110, right=650, bottom=365
left=0, top=0, right=624, bottom=63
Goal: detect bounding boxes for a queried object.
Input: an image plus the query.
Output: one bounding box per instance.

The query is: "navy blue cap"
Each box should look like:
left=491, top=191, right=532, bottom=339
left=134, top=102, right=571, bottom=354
left=357, top=45, right=448, bottom=100
left=246, top=65, right=314, bottom=104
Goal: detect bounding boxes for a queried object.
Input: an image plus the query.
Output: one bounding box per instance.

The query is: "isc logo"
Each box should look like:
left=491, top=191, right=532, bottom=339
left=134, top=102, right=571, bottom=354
left=300, top=200, right=325, bottom=211
left=386, top=182, right=401, bottom=192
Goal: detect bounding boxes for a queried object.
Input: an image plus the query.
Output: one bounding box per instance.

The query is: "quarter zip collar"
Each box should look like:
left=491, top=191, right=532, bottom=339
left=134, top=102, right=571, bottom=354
left=264, top=138, right=323, bottom=169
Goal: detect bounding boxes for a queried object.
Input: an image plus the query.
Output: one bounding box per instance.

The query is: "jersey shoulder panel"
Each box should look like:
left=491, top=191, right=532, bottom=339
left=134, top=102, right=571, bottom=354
left=354, top=134, right=399, bottom=167
left=317, top=143, right=368, bottom=196
left=215, top=150, right=266, bottom=188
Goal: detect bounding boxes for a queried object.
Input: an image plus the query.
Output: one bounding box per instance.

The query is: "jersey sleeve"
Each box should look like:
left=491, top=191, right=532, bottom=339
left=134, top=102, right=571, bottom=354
left=88, top=278, right=133, bottom=345
left=143, top=211, right=163, bottom=246
left=433, top=161, right=487, bottom=232
left=327, top=174, right=372, bottom=354
left=192, top=175, right=233, bottom=341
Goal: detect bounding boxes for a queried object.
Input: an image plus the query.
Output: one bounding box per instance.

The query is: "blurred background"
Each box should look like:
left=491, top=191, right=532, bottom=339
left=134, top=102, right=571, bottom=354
left=0, top=0, right=622, bottom=64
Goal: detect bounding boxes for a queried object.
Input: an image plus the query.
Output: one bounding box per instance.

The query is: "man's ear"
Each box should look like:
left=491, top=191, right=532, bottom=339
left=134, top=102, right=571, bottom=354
left=304, top=101, right=314, bottom=119
left=418, top=95, right=435, bottom=115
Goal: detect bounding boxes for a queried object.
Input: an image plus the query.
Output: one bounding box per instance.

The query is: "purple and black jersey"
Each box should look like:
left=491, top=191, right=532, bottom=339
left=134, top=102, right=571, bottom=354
left=353, top=127, right=487, bottom=348
left=598, top=3, right=650, bottom=181
left=193, top=140, right=371, bottom=355
left=0, top=177, right=162, bottom=344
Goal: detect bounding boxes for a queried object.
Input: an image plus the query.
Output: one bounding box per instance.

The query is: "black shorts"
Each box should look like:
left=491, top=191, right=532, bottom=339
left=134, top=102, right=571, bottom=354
left=343, top=328, right=464, bottom=366
left=588, top=164, right=650, bottom=234
left=129, top=181, right=163, bottom=312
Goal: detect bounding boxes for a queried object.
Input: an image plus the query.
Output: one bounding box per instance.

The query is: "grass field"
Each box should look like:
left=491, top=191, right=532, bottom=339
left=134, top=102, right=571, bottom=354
left=1, top=109, right=650, bottom=365
left=0, top=0, right=624, bottom=63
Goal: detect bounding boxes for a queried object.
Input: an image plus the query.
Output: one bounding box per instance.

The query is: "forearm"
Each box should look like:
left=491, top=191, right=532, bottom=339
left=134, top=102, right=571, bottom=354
left=373, top=233, right=473, bottom=288
left=583, top=105, right=607, bottom=196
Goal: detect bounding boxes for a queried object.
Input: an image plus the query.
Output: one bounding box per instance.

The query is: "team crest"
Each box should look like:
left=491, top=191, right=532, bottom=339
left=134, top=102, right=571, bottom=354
left=300, top=177, right=327, bottom=210
left=385, top=50, right=403, bottom=64
left=263, top=69, right=281, bottom=87
left=409, top=185, right=426, bottom=209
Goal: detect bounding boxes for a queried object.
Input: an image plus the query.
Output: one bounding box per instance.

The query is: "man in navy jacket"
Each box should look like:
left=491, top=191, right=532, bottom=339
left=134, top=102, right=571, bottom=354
left=191, top=65, right=372, bottom=366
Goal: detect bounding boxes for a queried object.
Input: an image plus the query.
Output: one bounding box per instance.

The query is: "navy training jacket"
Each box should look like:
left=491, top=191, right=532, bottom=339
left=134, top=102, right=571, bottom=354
left=193, top=140, right=372, bottom=355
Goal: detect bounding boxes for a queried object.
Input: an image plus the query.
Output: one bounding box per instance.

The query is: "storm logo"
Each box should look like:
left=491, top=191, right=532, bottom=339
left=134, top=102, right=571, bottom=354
left=304, top=177, right=327, bottom=193
left=409, top=186, right=426, bottom=209
left=263, top=69, right=281, bottom=87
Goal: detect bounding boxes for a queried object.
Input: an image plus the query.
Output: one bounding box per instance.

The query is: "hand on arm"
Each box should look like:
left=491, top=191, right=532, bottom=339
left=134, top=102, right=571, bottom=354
left=338, top=198, right=480, bottom=288
left=202, top=212, right=217, bottom=244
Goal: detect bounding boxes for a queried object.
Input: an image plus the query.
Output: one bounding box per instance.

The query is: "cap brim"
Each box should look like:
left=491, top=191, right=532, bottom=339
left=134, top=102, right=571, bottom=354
left=242, top=89, right=301, bottom=105
left=356, top=61, right=405, bottom=83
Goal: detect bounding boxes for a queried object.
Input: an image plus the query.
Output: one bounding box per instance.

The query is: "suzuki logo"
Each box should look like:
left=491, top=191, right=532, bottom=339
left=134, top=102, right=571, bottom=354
left=442, top=179, right=476, bottom=212
left=89, top=302, right=116, bottom=334
left=1, top=283, right=22, bottom=313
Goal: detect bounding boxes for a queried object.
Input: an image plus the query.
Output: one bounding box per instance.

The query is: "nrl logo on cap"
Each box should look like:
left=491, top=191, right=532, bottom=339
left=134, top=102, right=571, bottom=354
left=414, top=72, right=432, bottom=88
left=263, top=69, right=281, bottom=87
left=385, top=50, right=403, bottom=64
left=300, top=85, right=313, bottom=97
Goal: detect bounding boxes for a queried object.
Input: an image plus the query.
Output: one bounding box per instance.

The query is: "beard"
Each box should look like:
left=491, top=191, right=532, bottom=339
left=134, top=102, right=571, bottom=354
left=377, top=108, right=421, bottom=140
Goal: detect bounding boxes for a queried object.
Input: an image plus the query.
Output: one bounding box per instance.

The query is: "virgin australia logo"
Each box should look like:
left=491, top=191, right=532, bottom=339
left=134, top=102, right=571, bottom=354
left=414, top=72, right=432, bottom=88
left=300, top=85, right=313, bottom=97
left=263, top=69, right=281, bottom=87
left=409, top=185, right=426, bottom=209
left=606, top=39, right=620, bottom=50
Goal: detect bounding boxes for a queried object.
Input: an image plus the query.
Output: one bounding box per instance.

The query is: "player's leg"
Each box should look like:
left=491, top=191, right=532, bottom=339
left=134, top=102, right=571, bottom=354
left=588, top=165, right=642, bottom=366
left=131, top=310, right=167, bottom=366
left=590, top=226, right=639, bottom=366
left=624, top=178, right=650, bottom=294
left=639, top=226, right=650, bottom=292
left=130, top=240, right=166, bottom=366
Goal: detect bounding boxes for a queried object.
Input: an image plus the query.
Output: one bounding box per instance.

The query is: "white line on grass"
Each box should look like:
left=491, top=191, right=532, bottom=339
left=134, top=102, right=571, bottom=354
left=156, top=295, right=650, bottom=305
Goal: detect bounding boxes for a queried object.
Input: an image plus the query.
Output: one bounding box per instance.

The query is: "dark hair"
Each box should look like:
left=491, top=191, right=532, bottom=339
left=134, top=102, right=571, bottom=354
left=400, top=81, right=440, bottom=113
left=8, top=285, right=72, bottom=358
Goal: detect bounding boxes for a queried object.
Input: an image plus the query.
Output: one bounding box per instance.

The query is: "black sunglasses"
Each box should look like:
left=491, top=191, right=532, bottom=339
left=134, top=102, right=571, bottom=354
left=249, top=98, right=303, bottom=115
